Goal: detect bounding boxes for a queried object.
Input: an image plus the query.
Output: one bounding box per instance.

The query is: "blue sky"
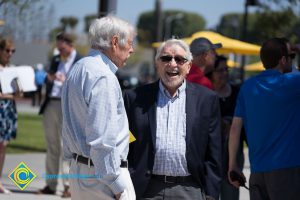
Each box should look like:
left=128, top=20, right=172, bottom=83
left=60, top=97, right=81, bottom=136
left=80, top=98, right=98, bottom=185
left=50, top=0, right=250, bottom=32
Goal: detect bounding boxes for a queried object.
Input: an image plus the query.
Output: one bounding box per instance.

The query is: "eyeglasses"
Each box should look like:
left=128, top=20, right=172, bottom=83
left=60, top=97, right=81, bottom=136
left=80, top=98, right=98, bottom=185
left=160, top=55, right=188, bottom=65
left=288, top=53, right=296, bottom=59
left=5, top=48, right=16, bottom=54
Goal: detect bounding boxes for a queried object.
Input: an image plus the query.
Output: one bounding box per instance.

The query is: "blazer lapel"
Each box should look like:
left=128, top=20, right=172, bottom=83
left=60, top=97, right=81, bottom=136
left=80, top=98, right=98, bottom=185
left=147, top=81, right=159, bottom=149
left=186, top=82, right=196, bottom=146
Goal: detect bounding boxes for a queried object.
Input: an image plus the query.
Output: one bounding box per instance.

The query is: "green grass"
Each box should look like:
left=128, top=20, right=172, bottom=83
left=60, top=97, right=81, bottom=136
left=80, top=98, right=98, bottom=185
left=7, top=113, right=46, bottom=153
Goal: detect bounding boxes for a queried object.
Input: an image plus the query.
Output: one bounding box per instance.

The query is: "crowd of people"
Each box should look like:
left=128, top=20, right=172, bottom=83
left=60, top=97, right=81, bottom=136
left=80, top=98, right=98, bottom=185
left=0, top=15, right=300, bottom=200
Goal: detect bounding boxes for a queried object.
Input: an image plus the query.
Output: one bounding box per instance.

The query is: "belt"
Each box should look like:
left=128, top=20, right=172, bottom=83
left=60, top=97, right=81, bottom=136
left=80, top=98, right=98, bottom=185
left=49, top=97, right=61, bottom=101
left=152, top=174, right=194, bottom=184
left=72, top=154, right=128, bottom=168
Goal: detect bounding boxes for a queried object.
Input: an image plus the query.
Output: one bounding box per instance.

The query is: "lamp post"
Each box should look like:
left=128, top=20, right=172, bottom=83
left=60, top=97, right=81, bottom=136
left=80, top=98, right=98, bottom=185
left=240, top=0, right=259, bottom=82
left=164, top=13, right=183, bottom=40
left=98, top=0, right=117, bottom=17
left=155, top=0, right=163, bottom=43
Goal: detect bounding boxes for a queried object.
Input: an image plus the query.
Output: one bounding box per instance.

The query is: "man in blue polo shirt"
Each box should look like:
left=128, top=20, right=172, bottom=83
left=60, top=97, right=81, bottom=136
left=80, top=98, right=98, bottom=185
left=228, top=38, right=300, bottom=200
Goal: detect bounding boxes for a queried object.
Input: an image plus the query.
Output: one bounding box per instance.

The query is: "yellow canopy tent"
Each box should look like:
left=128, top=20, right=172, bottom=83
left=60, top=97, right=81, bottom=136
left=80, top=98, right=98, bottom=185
left=153, top=31, right=260, bottom=55
left=0, top=20, right=5, bottom=26
left=245, top=61, right=264, bottom=71
left=227, top=60, right=240, bottom=68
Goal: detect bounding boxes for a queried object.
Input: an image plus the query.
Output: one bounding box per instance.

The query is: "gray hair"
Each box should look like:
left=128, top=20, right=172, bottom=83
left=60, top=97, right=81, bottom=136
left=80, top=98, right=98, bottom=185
left=155, top=39, right=193, bottom=61
left=89, top=16, right=136, bottom=50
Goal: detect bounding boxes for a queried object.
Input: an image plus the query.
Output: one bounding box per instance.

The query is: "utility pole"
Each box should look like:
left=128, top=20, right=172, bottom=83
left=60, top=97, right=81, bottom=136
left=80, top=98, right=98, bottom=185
left=98, top=0, right=117, bottom=18
left=154, top=0, right=163, bottom=43
left=164, top=13, right=183, bottom=40
left=240, top=0, right=259, bottom=83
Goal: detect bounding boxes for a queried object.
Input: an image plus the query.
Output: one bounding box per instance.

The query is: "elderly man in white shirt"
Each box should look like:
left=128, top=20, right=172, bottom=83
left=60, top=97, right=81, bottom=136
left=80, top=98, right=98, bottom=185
left=61, top=16, right=136, bottom=200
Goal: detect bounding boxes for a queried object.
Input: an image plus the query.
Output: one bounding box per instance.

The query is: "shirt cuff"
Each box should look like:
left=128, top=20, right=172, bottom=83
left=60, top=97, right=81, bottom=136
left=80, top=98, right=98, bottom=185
left=107, top=170, right=127, bottom=195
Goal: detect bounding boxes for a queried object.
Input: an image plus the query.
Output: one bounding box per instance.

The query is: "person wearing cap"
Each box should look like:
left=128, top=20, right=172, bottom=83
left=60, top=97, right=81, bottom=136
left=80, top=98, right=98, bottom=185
left=187, top=37, right=222, bottom=89
left=124, top=39, right=222, bottom=200
left=38, top=32, right=81, bottom=197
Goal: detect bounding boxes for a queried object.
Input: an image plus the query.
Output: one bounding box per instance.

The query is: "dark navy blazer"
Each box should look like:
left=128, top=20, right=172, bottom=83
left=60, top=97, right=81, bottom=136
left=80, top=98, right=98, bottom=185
left=39, top=53, right=81, bottom=114
left=124, top=81, right=222, bottom=200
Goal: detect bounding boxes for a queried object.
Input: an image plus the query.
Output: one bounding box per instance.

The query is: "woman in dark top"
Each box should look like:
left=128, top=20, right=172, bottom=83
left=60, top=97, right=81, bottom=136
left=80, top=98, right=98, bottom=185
left=207, top=55, right=245, bottom=200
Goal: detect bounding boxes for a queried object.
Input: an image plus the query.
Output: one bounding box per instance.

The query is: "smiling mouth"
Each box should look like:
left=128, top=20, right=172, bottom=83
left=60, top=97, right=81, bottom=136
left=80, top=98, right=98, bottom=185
left=166, top=71, right=179, bottom=77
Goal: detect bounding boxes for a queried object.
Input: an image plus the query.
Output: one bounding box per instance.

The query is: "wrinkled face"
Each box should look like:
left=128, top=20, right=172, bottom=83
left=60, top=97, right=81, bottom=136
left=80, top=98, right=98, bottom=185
left=56, top=40, right=73, bottom=58
left=0, top=44, right=15, bottom=66
left=156, top=44, right=191, bottom=92
left=212, top=60, right=229, bottom=86
left=113, top=36, right=134, bottom=68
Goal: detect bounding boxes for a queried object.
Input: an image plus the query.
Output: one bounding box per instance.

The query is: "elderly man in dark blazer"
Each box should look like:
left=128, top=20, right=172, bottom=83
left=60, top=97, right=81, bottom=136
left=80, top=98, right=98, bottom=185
left=124, top=39, right=222, bottom=200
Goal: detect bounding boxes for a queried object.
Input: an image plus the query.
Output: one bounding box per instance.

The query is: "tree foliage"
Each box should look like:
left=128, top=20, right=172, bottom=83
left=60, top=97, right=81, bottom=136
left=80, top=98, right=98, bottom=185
left=84, top=14, right=97, bottom=33
left=217, top=0, right=300, bottom=45
left=137, top=10, right=206, bottom=47
left=0, top=0, right=54, bottom=42
left=0, top=0, right=40, bottom=15
left=60, top=16, right=79, bottom=31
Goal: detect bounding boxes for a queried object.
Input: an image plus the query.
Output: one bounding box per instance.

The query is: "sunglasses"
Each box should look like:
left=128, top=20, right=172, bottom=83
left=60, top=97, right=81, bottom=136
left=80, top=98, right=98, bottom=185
left=288, top=53, right=296, bottom=59
left=5, top=48, right=16, bottom=54
left=160, top=55, right=188, bottom=65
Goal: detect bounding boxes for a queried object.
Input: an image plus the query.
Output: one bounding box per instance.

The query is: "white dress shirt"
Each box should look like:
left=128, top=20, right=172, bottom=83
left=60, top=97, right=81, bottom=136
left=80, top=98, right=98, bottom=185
left=50, top=49, right=76, bottom=98
left=152, top=81, right=190, bottom=176
left=61, top=49, right=129, bottom=194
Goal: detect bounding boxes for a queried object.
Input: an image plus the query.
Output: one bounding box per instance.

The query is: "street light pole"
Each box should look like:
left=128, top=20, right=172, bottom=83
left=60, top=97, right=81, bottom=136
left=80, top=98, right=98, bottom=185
left=164, top=13, right=183, bottom=40
left=98, top=0, right=117, bottom=18
left=240, top=2, right=249, bottom=82
left=155, top=0, right=163, bottom=42
left=240, top=0, right=259, bottom=83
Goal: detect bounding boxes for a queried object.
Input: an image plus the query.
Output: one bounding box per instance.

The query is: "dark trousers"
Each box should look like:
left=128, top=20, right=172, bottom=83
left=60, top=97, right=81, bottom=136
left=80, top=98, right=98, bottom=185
left=249, top=166, right=300, bottom=200
left=141, top=176, right=206, bottom=200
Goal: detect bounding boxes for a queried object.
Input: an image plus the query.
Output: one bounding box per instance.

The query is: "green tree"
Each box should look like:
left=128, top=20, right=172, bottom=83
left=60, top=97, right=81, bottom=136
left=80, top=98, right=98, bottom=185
left=84, top=14, right=97, bottom=33
left=0, top=0, right=40, bottom=14
left=251, top=8, right=298, bottom=43
left=217, top=9, right=299, bottom=44
left=216, top=13, right=243, bottom=39
left=60, top=16, right=78, bottom=31
left=137, top=10, right=206, bottom=47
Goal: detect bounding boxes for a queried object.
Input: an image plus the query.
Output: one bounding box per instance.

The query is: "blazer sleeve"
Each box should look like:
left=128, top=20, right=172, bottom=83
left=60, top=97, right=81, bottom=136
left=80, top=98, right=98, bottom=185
left=122, top=89, right=134, bottom=165
left=204, top=94, right=222, bottom=200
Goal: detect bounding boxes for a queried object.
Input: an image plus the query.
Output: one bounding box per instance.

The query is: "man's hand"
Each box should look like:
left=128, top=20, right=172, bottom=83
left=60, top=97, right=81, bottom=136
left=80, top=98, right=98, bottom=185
left=47, top=73, right=56, bottom=82
left=115, top=192, right=123, bottom=200
left=228, top=169, right=246, bottom=188
left=55, top=72, right=66, bottom=82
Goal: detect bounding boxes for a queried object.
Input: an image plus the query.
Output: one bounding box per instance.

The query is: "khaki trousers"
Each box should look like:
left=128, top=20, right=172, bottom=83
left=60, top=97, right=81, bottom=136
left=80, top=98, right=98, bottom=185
left=43, top=100, right=69, bottom=190
left=69, top=159, right=136, bottom=200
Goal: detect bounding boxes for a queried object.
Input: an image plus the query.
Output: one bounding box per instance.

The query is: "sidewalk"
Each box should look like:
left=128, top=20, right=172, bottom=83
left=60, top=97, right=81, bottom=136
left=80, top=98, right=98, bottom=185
left=1, top=152, right=251, bottom=200
left=16, top=98, right=40, bottom=114
left=2, top=100, right=251, bottom=199
left=1, top=153, right=66, bottom=200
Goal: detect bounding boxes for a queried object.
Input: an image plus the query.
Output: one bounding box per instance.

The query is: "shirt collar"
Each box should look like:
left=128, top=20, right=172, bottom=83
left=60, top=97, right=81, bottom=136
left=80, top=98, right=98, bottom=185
left=88, top=49, right=118, bottom=74
left=159, top=80, right=186, bottom=99
left=61, top=49, right=76, bottom=63
left=260, top=69, right=282, bottom=76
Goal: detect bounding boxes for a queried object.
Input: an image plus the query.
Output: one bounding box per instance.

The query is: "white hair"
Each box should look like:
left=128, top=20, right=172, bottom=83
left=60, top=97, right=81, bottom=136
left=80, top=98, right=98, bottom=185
left=89, top=15, right=136, bottom=50
left=155, top=39, right=193, bottom=61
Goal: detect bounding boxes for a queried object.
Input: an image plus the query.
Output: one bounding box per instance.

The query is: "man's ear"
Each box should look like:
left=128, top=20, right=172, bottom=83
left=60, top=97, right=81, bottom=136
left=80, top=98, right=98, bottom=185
left=111, top=35, right=118, bottom=52
left=279, top=55, right=287, bottom=66
left=277, top=55, right=287, bottom=72
left=187, top=61, right=192, bottom=74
